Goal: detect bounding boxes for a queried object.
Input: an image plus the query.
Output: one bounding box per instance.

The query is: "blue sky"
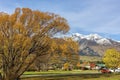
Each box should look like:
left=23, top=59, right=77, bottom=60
left=0, top=0, right=120, bottom=41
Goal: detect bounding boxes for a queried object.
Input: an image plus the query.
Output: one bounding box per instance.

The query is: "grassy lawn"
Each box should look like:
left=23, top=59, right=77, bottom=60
left=22, top=74, right=120, bottom=80
left=23, top=70, right=99, bottom=75
left=22, top=70, right=120, bottom=80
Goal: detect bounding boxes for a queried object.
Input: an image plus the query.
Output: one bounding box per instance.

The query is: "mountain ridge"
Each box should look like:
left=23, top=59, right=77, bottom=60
left=72, top=33, right=113, bottom=45
left=71, top=33, right=120, bottom=56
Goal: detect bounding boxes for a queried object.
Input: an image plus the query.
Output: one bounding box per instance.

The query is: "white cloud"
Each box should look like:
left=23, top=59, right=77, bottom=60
left=0, top=0, right=120, bottom=35
left=58, top=0, right=120, bottom=35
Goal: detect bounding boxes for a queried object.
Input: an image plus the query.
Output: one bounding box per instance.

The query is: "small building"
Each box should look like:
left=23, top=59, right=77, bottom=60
left=95, top=64, right=106, bottom=70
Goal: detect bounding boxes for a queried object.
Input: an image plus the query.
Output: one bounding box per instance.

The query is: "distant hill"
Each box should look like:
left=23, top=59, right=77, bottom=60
left=72, top=33, right=120, bottom=57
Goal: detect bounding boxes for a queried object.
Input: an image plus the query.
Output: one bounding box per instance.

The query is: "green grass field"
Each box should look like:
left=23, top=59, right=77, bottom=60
left=22, top=74, right=120, bottom=80
left=22, top=70, right=120, bottom=80
left=23, top=70, right=99, bottom=75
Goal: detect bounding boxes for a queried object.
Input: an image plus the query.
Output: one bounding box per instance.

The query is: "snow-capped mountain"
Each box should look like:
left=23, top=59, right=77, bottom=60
left=117, top=41, right=120, bottom=43
left=71, top=33, right=120, bottom=56
left=72, top=33, right=111, bottom=45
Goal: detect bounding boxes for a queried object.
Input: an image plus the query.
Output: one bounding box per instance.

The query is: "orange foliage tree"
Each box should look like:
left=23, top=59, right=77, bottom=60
left=63, top=62, right=69, bottom=70
left=76, top=62, right=81, bottom=69
left=48, top=38, right=79, bottom=69
left=0, top=8, right=69, bottom=80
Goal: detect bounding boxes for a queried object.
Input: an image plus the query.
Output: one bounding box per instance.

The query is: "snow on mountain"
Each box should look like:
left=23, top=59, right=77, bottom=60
left=117, top=41, right=120, bottom=43
left=85, top=34, right=102, bottom=41
left=72, top=33, right=84, bottom=38
left=69, top=33, right=120, bottom=56
left=72, top=33, right=102, bottom=40
left=96, top=38, right=111, bottom=45
left=72, top=33, right=112, bottom=45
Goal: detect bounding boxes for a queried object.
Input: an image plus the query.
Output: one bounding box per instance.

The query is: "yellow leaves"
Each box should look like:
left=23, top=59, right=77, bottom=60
left=0, top=14, right=9, bottom=24
left=13, top=22, right=26, bottom=34
left=9, top=14, right=17, bottom=25
left=63, top=62, right=69, bottom=70
left=22, top=8, right=32, bottom=14
left=0, top=32, right=4, bottom=42
left=32, top=24, right=40, bottom=33
left=0, top=8, right=70, bottom=76
left=103, top=48, right=120, bottom=68
left=50, top=40, right=57, bottom=52
left=23, top=37, right=32, bottom=50
left=33, top=11, right=49, bottom=21
left=13, top=34, right=31, bottom=50
left=48, top=38, right=79, bottom=66
left=76, top=62, right=81, bottom=67
left=60, top=44, right=67, bottom=53
left=64, top=38, right=79, bottom=55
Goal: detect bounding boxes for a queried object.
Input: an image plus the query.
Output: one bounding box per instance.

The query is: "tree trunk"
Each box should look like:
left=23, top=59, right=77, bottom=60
left=1, top=57, right=20, bottom=80
left=2, top=72, right=20, bottom=80
left=2, top=75, right=20, bottom=80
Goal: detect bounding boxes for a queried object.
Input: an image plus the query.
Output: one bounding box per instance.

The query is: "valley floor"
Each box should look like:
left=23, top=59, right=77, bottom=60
left=21, top=70, right=120, bottom=80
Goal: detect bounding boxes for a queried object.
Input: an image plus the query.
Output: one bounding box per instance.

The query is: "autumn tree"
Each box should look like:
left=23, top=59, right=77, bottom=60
left=31, top=54, right=50, bottom=71
left=76, top=62, right=81, bottom=69
left=61, top=38, right=80, bottom=66
left=33, top=38, right=62, bottom=71
left=25, top=35, right=80, bottom=71
left=48, top=38, right=79, bottom=69
left=0, top=8, right=69, bottom=80
left=103, top=48, right=120, bottom=69
left=63, top=62, right=69, bottom=70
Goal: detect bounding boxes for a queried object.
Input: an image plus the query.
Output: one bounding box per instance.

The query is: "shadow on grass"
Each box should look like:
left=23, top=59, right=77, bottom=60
left=21, top=73, right=119, bottom=80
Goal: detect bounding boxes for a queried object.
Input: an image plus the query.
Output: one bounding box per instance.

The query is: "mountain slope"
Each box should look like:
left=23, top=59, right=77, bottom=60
left=72, top=33, right=120, bottom=56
